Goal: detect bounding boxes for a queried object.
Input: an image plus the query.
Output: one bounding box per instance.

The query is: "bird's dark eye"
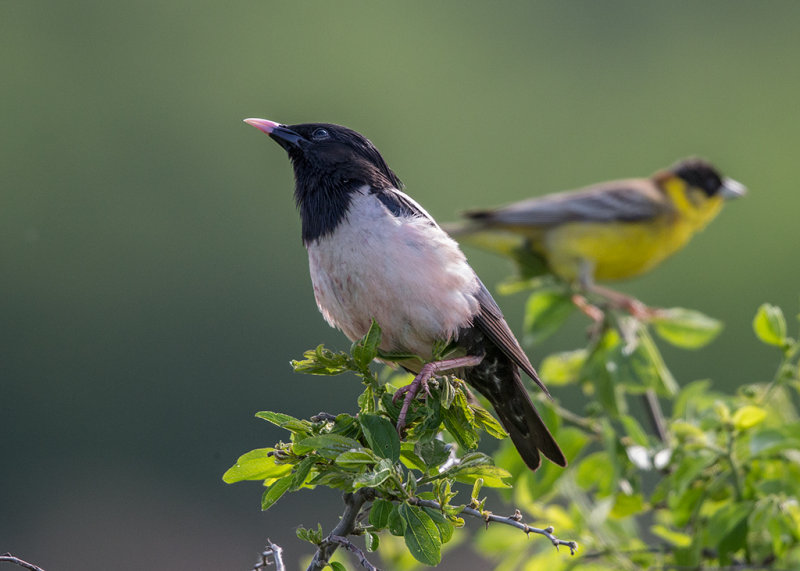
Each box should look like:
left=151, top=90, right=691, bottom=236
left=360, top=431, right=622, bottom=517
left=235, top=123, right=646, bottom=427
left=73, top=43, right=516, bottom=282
left=312, top=128, right=330, bottom=140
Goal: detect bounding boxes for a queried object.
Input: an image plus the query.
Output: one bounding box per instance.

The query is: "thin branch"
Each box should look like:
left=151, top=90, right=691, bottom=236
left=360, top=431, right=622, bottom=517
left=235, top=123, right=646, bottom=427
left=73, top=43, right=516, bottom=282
left=410, top=499, right=578, bottom=554
left=253, top=539, right=285, bottom=571
left=307, top=488, right=375, bottom=570
left=545, top=398, right=603, bottom=434
left=0, top=554, right=46, bottom=571
left=329, top=536, right=381, bottom=571
left=724, top=428, right=744, bottom=503
left=642, top=388, right=668, bottom=443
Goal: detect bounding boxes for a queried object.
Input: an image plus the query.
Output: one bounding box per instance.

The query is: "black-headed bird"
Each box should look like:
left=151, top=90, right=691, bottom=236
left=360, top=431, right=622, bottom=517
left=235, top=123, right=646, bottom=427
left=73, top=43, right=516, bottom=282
left=244, top=118, right=566, bottom=471
left=444, top=159, right=745, bottom=316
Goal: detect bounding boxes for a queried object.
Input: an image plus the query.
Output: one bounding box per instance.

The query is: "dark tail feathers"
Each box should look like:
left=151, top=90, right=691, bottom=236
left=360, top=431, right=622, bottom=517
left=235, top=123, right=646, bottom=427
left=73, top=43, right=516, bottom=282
left=464, top=355, right=566, bottom=471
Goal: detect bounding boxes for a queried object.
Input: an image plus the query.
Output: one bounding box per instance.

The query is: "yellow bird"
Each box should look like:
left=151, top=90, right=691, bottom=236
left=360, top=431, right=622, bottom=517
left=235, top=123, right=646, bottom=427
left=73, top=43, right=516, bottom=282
left=445, top=159, right=745, bottom=314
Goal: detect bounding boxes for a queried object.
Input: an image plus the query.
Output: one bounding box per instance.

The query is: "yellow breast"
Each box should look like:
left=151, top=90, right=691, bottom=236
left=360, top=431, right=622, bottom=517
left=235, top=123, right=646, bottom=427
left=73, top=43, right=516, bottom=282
left=541, top=180, right=725, bottom=283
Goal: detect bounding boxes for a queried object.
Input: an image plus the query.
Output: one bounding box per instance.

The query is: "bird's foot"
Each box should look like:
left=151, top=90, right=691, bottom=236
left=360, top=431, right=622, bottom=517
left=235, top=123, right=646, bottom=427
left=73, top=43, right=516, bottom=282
left=571, top=294, right=606, bottom=339
left=621, top=298, right=665, bottom=321
left=393, top=365, right=436, bottom=435
left=392, top=354, right=484, bottom=435
left=572, top=293, right=604, bottom=323
left=579, top=285, right=666, bottom=323
left=603, top=291, right=667, bottom=322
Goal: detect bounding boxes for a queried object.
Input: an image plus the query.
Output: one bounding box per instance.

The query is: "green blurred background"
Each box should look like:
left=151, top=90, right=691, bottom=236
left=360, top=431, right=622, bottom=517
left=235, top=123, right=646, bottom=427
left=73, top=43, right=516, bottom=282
left=3, top=2, right=799, bottom=569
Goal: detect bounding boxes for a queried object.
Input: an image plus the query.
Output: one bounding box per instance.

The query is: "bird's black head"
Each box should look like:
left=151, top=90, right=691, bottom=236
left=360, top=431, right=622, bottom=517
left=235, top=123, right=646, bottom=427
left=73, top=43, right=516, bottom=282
left=671, top=159, right=725, bottom=196
left=245, top=119, right=402, bottom=191
left=669, top=158, right=746, bottom=200
left=245, top=118, right=403, bottom=243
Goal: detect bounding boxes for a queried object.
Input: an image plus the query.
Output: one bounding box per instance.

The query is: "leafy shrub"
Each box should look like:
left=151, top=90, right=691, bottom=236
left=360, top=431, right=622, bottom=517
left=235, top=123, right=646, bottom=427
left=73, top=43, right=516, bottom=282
left=226, top=293, right=800, bottom=570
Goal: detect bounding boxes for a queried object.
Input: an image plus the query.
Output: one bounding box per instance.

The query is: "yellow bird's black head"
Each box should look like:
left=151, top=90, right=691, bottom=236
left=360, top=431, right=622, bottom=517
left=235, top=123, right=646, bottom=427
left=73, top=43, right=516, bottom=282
left=669, top=158, right=746, bottom=200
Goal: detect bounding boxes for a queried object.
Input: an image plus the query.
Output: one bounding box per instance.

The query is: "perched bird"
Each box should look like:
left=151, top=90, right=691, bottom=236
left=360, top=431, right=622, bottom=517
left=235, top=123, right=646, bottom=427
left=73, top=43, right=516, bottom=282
left=244, top=118, right=566, bottom=471
left=444, top=159, right=745, bottom=308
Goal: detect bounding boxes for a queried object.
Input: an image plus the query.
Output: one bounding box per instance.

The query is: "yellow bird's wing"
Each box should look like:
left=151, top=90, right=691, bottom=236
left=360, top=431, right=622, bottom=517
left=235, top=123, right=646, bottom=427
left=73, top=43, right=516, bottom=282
left=464, top=178, right=670, bottom=228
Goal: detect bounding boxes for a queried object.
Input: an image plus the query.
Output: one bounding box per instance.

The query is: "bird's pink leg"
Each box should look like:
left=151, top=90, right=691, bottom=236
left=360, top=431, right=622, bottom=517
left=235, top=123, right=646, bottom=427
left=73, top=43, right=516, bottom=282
left=589, top=284, right=666, bottom=320
left=571, top=293, right=605, bottom=323
left=393, top=354, right=484, bottom=434
left=574, top=262, right=665, bottom=322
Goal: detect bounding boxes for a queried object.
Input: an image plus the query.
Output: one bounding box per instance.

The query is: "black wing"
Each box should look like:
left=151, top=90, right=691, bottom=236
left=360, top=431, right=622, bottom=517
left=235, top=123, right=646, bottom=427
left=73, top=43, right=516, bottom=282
left=472, top=282, right=550, bottom=396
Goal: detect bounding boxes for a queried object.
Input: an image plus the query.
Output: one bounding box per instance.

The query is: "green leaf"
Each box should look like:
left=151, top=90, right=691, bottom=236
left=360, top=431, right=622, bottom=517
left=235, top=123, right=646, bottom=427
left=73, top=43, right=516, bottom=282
left=357, top=384, right=376, bottom=414
left=652, top=308, right=723, bottom=349
left=380, top=387, right=407, bottom=425
left=359, top=414, right=401, bottom=462
left=399, top=503, right=443, bottom=566
left=410, top=394, right=444, bottom=439
left=523, top=288, right=575, bottom=345
left=620, top=415, right=650, bottom=447
left=261, top=475, right=293, bottom=510
left=222, top=448, right=293, bottom=483
left=625, top=325, right=679, bottom=396
left=750, top=425, right=800, bottom=456
left=452, top=385, right=475, bottom=422
left=369, top=498, right=394, bottom=529
left=293, top=435, right=362, bottom=459
left=651, top=524, right=692, bottom=548
left=432, top=338, right=460, bottom=361
left=441, top=390, right=480, bottom=450
left=581, top=329, right=626, bottom=417
left=669, top=450, right=716, bottom=497
left=255, top=411, right=313, bottom=436
left=439, top=377, right=456, bottom=408
left=334, top=448, right=380, bottom=469
left=668, top=485, right=706, bottom=529
left=255, top=410, right=301, bottom=427
left=399, top=444, right=427, bottom=472
left=330, top=414, right=361, bottom=438
left=415, top=439, right=451, bottom=468
left=471, top=477, right=484, bottom=501
left=291, top=456, right=316, bottom=490
left=453, top=451, right=493, bottom=469
left=718, top=515, right=749, bottom=565
left=471, top=405, right=508, bottom=439
left=291, top=345, right=353, bottom=375
left=354, top=458, right=393, bottom=488
left=672, top=379, right=712, bottom=419
left=365, top=531, right=380, bottom=553
left=610, top=492, right=645, bottom=518
left=387, top=504, right=406, bottom=536
left=539, top=349, right=588, bottom=386
left=423, top=506, right=455, bottom=544
left=707, top=502, right=753, bottom=557
left=296, top=523, right=324, bottom=544
left=328, top=562, right=347, bottom=571
left=753, top=303, right=787, bottom=347
left=748, top=499, right=782, bottom=563
left=598, top=321, right=678, bottom=397
left=307, top=469, right=354, bottom=490
left=352, top=320, right=381, bottom=370
left=576, top=451, right=614, bottom=496
left=452, top=465, right=512, bottom=488
left=404, top=468, right=418, bottom=495
left=377, top=350, right=421, bottom=364
left=732, top=405, right=767, bottom=430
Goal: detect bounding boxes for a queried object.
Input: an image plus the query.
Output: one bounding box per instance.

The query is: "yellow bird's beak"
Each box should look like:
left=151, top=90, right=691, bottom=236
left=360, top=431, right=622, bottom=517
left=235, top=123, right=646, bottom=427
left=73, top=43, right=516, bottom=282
left=720, top=177, right=747, bottom=199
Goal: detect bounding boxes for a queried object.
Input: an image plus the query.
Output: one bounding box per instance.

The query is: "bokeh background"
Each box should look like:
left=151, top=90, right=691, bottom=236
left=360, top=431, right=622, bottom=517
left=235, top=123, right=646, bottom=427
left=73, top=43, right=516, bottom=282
left=3, top=2, right=799, bottom=569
